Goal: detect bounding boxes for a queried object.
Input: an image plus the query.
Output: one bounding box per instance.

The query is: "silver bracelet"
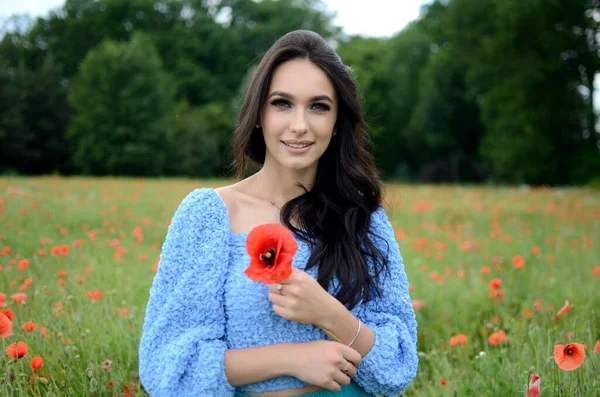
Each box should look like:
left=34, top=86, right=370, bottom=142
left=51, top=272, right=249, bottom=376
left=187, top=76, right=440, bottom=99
left=347, top=318, right=361, bottom=347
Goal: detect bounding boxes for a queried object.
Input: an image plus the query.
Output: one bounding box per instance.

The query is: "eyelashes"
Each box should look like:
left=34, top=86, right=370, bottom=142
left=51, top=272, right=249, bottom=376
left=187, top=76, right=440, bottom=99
left=270, top=99, right=331, bottom=112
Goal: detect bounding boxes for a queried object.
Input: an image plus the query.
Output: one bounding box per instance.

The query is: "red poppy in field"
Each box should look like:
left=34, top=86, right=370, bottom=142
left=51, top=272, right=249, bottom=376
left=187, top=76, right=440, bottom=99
left=593, top=340, right=600, bottom=354
left=0, top=312, right=13, bottom=337
left=449, top=334, right=468, bottom=346
left=593, top=266, right=600, bottom=276
left=86, top=289, right=104, bottom=301
left=488, top=278, right=502, bottom=290
left=488, top=330, right=507, bottom=345
left=554, top=300, right=570, bottom=322
left=244, top=224, right=297, bottom=284
left=553, top=343, right=586, bottom=371
left=0, top=308, right=15, bottom=320
left=22, top=320, right=39, bottom=333
left=512, top=255, right=525, bottom=269
left=5, top=341, right=28, bottom=359
left=439, top=377, right=448, bottom=386
left=18, top=259, right=29, bottom=270
left=11, top=293, right=27, bottom=304
left=411, top=300, right=426, bottom=310
left=527, top=373, right=540, bottom=397
left=30, top=354, right=44, bottom=371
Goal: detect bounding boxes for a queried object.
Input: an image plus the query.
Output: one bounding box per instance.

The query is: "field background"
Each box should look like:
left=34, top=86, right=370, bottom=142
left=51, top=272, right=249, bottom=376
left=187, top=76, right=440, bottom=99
left=1, top=177, right=599, bottom=396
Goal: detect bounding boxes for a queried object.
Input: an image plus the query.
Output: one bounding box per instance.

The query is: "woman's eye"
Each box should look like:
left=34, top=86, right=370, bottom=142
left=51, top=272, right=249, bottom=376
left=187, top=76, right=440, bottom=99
left=271, top=99, right=290, bottom=109
left=311, top=103, right=330, bottom=112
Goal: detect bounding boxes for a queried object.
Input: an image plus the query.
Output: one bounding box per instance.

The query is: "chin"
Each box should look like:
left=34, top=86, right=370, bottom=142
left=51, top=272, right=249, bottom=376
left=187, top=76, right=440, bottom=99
left=279, top=157, right=318, bottom=171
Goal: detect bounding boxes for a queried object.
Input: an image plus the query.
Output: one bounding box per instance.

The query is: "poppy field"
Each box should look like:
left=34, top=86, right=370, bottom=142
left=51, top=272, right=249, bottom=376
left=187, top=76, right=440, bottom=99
left=0, top=177, right=599, bottom=396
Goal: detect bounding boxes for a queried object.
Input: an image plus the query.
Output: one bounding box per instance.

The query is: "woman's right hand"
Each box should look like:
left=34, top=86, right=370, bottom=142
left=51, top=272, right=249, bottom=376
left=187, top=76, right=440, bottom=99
left=286, top=340, right=362, bottom=392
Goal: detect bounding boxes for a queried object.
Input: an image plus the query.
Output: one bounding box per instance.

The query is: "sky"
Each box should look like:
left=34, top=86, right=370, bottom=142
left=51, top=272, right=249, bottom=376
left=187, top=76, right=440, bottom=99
left=0, top=0, right=426, bottom=37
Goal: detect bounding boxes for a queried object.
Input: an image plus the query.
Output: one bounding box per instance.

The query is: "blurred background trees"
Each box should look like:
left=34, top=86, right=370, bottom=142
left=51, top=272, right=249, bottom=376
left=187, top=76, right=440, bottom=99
left=0, top=0, right=598, bottom=185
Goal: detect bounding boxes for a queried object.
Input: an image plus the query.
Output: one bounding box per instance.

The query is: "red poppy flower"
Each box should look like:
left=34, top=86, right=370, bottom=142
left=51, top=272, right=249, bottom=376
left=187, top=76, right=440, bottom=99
left=22, top=320, right=39, bottom=333
left=30, top=354, right=44, bottom=370
left=0, top=308, right=15, bottom=320
left=553, top=343, right=586, bottom=371
left=11, top=293, right=27, bottom=304
left=0, top=312, right=12, bottom=337
left=449, top=334, right=468, bottom=346
left=554, top=300, right=570, bottom=322
left=244, top=224, right=298, bottom=284
left=488, top=330, right=507, bottom=345
left=527, top=373, right=540, bottom=397
left=5, top=341, right=28, bottom=359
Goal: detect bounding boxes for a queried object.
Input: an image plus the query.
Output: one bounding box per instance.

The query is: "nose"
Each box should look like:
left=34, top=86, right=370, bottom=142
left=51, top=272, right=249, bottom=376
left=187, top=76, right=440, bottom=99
left=290, top=109, right=308, bottom=135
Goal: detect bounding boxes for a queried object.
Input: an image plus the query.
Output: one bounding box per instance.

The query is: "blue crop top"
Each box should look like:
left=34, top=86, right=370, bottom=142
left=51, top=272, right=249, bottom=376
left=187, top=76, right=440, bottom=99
left=138, top=188, right=418, bottom=397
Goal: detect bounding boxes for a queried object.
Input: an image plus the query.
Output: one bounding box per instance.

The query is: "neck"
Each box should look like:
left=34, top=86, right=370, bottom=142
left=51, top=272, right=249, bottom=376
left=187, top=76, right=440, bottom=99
left=253, top=159, right=317, bottom=207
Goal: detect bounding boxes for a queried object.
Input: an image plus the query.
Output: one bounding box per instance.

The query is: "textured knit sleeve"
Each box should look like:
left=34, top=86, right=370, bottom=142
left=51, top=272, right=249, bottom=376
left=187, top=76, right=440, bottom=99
left=138, top=188, right=235, bottom=397
left=352, top=206, right=418, bottom=397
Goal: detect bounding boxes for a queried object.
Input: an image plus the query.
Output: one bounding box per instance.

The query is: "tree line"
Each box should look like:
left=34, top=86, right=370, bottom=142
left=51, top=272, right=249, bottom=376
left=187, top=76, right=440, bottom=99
left=0, top=0, right=597, bottom=185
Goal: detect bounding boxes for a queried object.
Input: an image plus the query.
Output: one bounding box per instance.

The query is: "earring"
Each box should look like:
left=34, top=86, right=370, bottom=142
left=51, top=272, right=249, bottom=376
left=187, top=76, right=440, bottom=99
left=256, top=124, right=261, bottom=129
left=332, top=131, right=337, bottom=136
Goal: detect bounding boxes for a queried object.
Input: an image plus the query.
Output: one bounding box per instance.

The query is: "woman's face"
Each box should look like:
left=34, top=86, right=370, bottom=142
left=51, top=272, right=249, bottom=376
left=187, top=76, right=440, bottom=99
left=260, top=58, right=338, bottom=173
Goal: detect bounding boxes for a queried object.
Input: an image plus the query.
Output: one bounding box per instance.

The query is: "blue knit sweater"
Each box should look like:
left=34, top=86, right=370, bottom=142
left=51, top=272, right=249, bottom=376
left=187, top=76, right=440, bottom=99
left=139, top=188, right=418, bottom=397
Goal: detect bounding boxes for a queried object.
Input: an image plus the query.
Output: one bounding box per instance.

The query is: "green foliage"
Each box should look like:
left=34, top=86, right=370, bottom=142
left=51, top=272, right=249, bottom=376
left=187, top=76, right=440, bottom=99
left=0, top=0, right=597, bottom=184
left=168, top=100, right=235, bottom=177
left=0, top=55, right=71, bottom=175
left=66, top=31, right=175, bottom=176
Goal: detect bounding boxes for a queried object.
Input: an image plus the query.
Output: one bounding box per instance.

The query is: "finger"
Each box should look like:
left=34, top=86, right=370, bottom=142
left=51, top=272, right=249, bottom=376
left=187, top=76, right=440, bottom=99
left=333, top=370, right=351, bottom=386
left=325, top=380, right=342, bottom=392
left=343, top=347, right=362, bottom=368
left=271, top=303, right=293, bottom=319
left=346, top=364, right=357, bottom=379
left=267, top=284, right=284, bottom=294
left=267, top=292, right=287, bottom=306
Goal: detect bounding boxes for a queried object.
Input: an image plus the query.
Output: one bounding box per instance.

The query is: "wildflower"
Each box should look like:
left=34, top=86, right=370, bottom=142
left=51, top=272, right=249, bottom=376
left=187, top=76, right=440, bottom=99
left=102, top=359, right=112, bottom=372
left=527, top=373, right=540, bottom=397
left=553, top=343, right=585, bottom=371
left=244, top=224, right=297, bottom=283
left=5, top=341, right=28, bottom=358
left=554, top=300, right=570, bottom=322
left=449, top=334, right=468, bottom=346
left=22, top=320, right=39, bottom=333
left=488, top=278, right=502, bottom=290
left=30, top=355, right=44, bottom=371
left=0, top=312, right=12, bottom=337
left=11, top=293, right=27, bottom=304
left=411, top=300, right=426, bottom=310
left=488, top=330, right=507, bottom=345
left=512, top=255, right=525, bottom=269
left=0, top=308, right=15, bottom=320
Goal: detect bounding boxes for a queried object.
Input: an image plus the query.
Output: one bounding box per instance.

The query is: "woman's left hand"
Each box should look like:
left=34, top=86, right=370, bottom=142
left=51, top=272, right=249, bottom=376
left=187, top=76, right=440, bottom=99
left=267, top=268, right=338, bottom=327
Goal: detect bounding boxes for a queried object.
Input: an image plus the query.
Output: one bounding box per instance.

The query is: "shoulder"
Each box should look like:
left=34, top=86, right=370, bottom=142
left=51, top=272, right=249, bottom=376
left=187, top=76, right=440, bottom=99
left=169, top=188, right=228, bottom=234
left=369, top=205, right=393, bottom=233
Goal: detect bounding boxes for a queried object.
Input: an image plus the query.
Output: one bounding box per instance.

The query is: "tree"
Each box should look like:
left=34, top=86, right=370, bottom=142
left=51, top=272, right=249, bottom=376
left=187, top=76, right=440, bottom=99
left=66, top=31, right=175, bottom=176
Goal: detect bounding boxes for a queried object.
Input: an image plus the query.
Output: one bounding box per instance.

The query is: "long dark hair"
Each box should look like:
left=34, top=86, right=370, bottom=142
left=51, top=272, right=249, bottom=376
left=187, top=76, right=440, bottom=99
left=232, top=30, right=389, bottom=309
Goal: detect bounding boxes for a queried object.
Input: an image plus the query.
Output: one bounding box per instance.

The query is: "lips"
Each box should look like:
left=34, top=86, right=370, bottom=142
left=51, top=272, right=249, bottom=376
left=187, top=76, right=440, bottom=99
left=281, top=141, right=314, bottom=148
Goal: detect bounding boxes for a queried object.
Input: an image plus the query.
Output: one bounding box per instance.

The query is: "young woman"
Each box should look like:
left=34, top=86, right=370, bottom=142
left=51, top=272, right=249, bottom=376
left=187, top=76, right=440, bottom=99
left=139, top=30, right=418, bottom=397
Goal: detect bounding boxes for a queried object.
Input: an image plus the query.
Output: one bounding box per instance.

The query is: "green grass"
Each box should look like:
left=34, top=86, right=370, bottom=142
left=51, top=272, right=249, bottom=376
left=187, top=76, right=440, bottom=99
left=0, top=177, right=599, bottom=396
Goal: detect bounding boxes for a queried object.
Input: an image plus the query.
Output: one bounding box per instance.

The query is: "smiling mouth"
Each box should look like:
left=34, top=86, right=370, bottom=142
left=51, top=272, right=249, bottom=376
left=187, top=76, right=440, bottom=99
left=282, top=142, right=314, bottom=148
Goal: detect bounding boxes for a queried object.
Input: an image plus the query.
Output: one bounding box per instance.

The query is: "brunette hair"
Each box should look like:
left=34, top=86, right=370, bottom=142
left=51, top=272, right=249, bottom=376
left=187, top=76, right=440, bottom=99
left=231, top=30, right=389, bottom=309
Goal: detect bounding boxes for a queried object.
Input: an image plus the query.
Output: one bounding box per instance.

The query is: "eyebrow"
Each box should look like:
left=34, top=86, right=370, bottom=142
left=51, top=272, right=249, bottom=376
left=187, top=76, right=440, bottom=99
left=268, top=90, right=334, bottom=104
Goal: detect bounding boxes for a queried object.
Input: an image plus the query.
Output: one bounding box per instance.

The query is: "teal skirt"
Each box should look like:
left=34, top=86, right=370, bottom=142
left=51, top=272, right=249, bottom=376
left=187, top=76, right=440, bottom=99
left=234, top=381, right=372, bottom=396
